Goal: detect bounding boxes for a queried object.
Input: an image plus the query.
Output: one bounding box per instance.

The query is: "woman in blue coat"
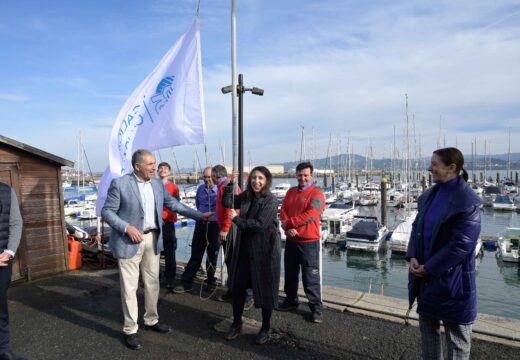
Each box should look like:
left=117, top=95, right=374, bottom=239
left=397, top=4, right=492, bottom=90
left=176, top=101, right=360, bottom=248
left=407, top=147, right=482, bottom=360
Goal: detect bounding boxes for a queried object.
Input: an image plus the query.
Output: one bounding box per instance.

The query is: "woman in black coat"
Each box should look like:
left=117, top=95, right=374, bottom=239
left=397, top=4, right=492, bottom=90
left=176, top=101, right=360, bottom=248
left=222, top=166, right=281, bottom=344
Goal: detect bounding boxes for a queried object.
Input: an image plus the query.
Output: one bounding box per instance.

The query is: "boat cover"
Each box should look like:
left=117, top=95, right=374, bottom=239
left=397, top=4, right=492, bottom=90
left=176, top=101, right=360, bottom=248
left=505, top=228, right=520, bottom=240
left=347, top=220, right=379, bottom=241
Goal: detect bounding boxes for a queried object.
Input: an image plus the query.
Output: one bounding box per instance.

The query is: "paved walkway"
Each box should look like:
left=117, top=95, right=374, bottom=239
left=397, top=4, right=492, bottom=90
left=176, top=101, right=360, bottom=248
left=7, top=268, right=519, bottom=360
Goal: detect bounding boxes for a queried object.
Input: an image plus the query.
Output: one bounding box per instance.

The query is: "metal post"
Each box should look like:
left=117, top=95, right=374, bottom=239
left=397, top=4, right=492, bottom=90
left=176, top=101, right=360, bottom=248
left=496, top=172, right=500, bottom=184
left=380, top=177, right=387, bottom=226
left=238, top=74, right=244, bottom=188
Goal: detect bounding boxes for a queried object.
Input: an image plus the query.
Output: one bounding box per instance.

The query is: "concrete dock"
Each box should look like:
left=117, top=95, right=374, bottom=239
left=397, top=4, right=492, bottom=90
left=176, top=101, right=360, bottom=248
left=7, top=264, right=519, bottom=360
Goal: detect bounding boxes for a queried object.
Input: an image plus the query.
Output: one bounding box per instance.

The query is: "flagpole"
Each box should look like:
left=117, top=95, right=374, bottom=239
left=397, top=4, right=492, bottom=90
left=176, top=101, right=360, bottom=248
left=219, top=0, right=238, bottom=288
left=231, top=0, right=238, bottom=172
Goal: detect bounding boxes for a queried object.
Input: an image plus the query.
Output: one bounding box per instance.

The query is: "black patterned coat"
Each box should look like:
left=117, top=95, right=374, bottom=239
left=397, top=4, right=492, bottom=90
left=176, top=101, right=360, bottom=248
left=222, top=184, right=281, bottom=309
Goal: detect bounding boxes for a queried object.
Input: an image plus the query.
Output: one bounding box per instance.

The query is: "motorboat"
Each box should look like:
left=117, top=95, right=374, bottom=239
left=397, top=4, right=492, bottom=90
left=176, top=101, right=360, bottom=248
left=482, top=186, right=501, bottom=207
left=503, top=181, right=517, bottom=194
left=271, top=183, right=292, bottom=198
left=64, top=199, right=85, bottom=217
left=361, top=182, right=380, bottom=192
left=496, top=228, right=520, bottom=263
left=325, top=218, right=352, bottom=245
left=78, top=208, right=97, bottom=220
left=344, top=216, right=388, bottom=252
left=470, top=183, right=484, bottom=197
left=386, top=188, right=404, bottom=207
left=358, top=192, right=378, bottom=206
left=389, top=210, right=417, bottom=254
left=181, top=185, right=198, bottom=199
left=492, top=194, right=516, bottom=211
left=323, top=190, right=337, bottom=204
left=321, top=200, right=358, bottom=222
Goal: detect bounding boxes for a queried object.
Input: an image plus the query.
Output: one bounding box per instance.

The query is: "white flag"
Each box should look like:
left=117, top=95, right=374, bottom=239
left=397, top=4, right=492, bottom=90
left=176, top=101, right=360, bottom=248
left=96, top=19, right=205, bottom=215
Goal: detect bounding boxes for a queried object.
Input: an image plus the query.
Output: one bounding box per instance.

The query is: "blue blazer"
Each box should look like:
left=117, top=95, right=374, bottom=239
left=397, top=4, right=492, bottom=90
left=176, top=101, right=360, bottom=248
left=102, top=173, right=203, bottom=259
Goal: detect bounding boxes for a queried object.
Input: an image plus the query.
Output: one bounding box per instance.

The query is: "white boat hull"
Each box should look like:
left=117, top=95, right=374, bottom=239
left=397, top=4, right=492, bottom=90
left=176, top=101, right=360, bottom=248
left=492, top=204, right=516, bottom=211
left=346, top=238, right=383, bottom=252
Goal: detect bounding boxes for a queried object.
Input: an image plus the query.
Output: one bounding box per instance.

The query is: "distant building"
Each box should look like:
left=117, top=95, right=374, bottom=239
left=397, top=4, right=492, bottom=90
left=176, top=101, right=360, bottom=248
left=0, top=134, right=74, bottom=281
left=313, top=169, right=335, bottom=175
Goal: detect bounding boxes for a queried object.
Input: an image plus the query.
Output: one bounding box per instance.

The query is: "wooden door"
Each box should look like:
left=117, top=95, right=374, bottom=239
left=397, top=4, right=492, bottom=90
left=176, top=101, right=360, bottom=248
left=0, top=164, right=25, bottom=281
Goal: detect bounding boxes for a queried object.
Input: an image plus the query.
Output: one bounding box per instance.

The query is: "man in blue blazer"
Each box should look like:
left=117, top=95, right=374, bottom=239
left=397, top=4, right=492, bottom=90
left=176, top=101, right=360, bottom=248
left=102, top=149, right=211, bottom=350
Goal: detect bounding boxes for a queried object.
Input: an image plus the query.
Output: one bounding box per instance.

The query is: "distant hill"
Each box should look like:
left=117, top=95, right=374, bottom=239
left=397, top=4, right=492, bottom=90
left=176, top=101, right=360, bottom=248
left=278, top=153, right=520, bottom=172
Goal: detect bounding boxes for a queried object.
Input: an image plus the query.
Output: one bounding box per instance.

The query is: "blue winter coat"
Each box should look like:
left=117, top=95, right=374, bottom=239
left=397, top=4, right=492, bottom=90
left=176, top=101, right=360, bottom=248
left=406, top=177, right=483, bottom=324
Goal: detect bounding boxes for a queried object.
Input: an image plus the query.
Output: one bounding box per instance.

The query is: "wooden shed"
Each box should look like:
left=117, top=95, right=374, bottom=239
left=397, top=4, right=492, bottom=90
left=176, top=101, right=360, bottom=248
left=0, top=134, right=74, bottom=281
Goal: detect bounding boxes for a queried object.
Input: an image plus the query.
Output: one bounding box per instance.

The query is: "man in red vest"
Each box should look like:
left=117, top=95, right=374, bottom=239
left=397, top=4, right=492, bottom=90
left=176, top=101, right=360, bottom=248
left=212, top=165, right=252, bottom=308
left=157, top=162, right=180, bottom=289
left=278, top=162, right=325, bottom=323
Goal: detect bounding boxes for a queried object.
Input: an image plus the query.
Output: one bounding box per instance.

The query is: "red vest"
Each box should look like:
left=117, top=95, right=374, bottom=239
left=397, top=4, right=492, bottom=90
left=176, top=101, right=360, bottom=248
left=280, top=183, right=325, bottom=242
left=216, top=180, right=241, bottom=233
left=162, top=181, right=179, bottom=223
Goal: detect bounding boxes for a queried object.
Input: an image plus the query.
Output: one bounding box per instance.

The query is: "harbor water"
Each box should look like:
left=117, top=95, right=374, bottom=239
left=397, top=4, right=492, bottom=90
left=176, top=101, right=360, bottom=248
left=69, top=177, right=520, bottom=321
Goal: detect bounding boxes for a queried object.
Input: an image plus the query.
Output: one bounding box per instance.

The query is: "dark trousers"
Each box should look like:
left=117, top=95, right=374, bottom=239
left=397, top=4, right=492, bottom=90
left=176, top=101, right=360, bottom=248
left=162, top=222, right=177, bottom=285
left=284, top=240, right=322, bottom=313
left=0, top=261, right=12, bottom=353
left=181, top=222, right=220, bottom=287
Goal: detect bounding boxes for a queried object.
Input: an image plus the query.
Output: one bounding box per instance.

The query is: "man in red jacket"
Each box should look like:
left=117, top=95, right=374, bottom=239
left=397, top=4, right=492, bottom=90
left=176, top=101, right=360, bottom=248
left=279, top=162, right=325, bottom=323
left=212, top=165, right=252, bottom=308
left=157, top=162, right=180, bottom=289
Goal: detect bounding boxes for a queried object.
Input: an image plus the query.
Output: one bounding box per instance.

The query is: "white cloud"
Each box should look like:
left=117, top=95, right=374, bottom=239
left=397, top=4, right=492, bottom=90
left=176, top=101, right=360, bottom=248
left=3, top=0, right=520, bottom=170
left=0, top=93, right=28, bottom=102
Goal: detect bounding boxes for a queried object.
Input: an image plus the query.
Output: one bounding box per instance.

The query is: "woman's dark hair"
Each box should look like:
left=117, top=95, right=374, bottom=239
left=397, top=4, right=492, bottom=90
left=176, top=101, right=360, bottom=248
left=433, top=147, right=468, bottom=181
left=247, top=166, right=273, bottom=196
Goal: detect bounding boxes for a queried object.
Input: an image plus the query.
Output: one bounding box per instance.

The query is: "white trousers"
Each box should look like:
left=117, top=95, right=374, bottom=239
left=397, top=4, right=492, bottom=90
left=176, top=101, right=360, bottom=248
left=118, top=232, right=160, bottom=335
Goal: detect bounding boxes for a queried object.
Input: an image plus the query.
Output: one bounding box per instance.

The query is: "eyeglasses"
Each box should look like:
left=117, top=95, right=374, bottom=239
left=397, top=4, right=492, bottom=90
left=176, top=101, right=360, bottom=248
left=203, top=176, right=211, bottom=178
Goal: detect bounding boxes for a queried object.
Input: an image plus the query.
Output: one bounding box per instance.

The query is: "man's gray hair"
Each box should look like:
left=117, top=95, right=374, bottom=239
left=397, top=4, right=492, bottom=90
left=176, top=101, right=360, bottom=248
left=211, top=164, right=227, bottom=179
left=132, top=149, right=154, bottom=169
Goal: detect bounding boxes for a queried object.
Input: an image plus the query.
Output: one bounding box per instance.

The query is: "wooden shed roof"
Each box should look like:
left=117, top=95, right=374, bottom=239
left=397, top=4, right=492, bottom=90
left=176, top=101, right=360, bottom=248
left=0, top=134, right=74, bottom=168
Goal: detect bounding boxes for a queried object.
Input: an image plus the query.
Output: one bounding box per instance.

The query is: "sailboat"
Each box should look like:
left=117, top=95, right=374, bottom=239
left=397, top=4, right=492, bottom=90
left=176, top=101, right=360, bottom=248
left=390, top=94, right=418, bottom=254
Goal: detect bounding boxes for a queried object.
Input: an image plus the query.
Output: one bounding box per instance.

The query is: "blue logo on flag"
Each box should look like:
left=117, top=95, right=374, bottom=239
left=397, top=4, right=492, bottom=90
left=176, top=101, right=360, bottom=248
left=116, top=75, right=176, bottom=172
left=151, top=76, right=175, bottom=113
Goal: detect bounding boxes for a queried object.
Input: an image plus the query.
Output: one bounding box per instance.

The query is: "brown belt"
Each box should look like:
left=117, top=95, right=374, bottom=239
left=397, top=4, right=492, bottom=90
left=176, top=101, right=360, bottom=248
left=143, top=229, right=158, bottom=234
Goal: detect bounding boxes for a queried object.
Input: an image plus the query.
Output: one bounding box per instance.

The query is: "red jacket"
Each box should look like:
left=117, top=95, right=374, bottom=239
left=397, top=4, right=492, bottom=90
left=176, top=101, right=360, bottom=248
left=216, top=178, right=241, bottom=233
left=162, top=181, right=179, bottom=223
left=280, top=183, right=325, bottom=243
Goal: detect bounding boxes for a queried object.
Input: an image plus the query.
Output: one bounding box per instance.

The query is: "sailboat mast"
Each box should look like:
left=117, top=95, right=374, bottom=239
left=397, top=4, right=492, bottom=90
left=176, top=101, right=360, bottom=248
left=300, top=125, right=306, bottom=162
left=507, top=127, right=511, bottom=178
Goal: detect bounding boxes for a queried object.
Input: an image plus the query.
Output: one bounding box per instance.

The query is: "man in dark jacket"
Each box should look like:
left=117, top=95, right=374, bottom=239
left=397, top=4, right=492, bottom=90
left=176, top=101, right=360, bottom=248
left=407, top=148, right=482, bottom=360
left=0, top=182, right=24, bottom=360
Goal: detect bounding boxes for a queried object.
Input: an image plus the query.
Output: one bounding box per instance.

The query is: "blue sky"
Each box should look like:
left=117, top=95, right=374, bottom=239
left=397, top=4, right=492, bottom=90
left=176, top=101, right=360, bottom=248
left=1, top=0, right=520, bottom=172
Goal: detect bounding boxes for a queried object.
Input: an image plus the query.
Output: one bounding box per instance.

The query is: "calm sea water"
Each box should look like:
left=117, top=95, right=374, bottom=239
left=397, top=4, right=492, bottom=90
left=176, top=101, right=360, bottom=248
left=70, top=176, right=520, bottom=320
